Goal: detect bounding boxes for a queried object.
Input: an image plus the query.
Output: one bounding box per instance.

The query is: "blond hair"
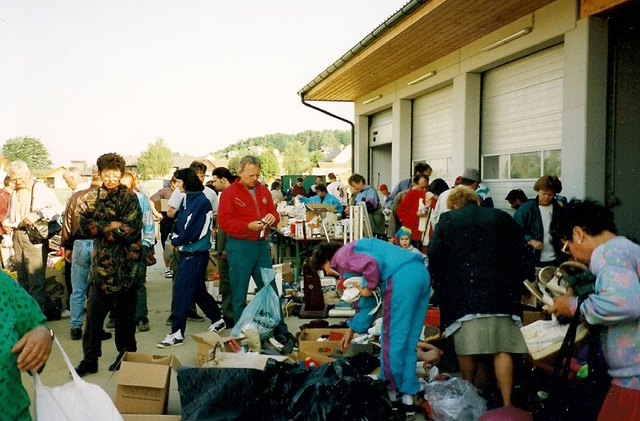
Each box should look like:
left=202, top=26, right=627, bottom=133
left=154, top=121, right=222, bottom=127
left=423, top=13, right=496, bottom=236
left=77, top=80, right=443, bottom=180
left=447, top=186, right=479, bottom=210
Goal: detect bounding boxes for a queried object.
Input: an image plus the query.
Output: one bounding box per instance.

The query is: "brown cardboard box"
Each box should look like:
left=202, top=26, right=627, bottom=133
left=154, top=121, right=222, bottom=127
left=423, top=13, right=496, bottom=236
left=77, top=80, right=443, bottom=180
left=523, top=310, right=549, bottom=325
left=273, top=262, right=293, bottom=283
left=190, top=331, right=240, bottom=367
left=297, top=350, right=335, bottom=366
left=115, top=353, right=181, bottom=415
left=298, top=328, right=349, bottom=357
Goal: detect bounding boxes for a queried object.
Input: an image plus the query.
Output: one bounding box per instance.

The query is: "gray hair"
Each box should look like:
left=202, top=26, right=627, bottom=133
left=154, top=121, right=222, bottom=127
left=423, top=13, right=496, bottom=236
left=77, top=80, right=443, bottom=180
left=63, top=167, right=83, bottom=180
left=7, top=160, right=31, bottom=179
left=238, top=155, right=261, bottom=173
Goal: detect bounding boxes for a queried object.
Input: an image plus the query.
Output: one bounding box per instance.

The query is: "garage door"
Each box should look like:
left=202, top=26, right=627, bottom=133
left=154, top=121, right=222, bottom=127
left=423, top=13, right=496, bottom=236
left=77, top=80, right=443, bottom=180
left=481, top=44, right=564, bottom=209
left=412, top=85, right=453, bottom=181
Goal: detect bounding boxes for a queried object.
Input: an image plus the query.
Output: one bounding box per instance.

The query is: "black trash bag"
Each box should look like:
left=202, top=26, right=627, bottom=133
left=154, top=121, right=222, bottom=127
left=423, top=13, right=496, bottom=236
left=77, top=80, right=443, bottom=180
left=177, top=366, right=267, bottom=421
left=289, top=358, right=392, bottom=421
left=43, top=276, right=64, bottom=321
left=251, top=359, right=310, bottom=420
left=348, top=351, right=380, bottom=376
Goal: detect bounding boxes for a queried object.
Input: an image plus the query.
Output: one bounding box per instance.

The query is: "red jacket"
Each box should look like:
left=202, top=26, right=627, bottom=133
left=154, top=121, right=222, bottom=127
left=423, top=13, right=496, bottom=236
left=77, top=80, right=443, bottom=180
left=218, top=180, right=280, bottom=241
left=396, top=189, right=425, bottom=242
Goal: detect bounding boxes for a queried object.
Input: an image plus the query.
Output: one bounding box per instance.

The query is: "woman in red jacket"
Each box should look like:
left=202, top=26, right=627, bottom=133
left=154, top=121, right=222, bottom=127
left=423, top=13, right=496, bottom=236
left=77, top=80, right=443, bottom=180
left=396, top=174, right=429, bottom=249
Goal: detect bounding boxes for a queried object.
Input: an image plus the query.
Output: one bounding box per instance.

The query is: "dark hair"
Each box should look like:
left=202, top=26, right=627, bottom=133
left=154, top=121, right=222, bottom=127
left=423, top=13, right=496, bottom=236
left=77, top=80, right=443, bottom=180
left=505, top=189, right=528, bottom=202
left=174, top=167, right=204, bottom=192
left=556, top=199, right=617, bottom=241
left=308, top=241, right=343, bottom=271
left=348, top=173, right=366, bottom=185
left=189, top=161, right=208, bottom=175
left=412, top=174, right=429, bottom=185
left=413, top=162, right=431, bottom=175
left=96, top=153, right=125, bottom=173
left=534, top=176, right=562, bottom=194
left=315, top=183, right=327, bottom=194
left=270, top=180, right=281, bottom=190
left=212, top=167, right=234, bottom=183
left=428, top=178, right=449, bottom=196
left=4, top=175, right=11, bottom=187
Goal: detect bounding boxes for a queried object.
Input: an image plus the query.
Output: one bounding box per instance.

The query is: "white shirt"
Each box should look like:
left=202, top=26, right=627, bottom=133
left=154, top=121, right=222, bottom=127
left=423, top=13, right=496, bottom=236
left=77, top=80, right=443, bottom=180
left=430, top=188, right=452, bottom=227
left=538, top=204, right=556, bottom=263
left=168, top=186, right=219, bottom=215
left=327, top=181, right=347, bottom=205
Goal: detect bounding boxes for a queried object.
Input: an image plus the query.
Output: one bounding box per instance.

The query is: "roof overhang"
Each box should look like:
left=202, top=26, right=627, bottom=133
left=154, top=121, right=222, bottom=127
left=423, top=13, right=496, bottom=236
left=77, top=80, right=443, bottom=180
left=299, top=0, right=557, bottom=102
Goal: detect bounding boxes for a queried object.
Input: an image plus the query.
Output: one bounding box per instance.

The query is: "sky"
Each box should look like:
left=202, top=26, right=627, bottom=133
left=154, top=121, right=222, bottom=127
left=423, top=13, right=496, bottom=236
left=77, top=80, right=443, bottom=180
left=0, top=0, right=408, bottom=167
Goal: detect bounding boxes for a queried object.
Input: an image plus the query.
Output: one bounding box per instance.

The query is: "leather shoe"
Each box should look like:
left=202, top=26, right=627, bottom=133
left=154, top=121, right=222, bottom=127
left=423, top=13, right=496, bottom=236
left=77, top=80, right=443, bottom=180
left=101, top=330, right=113, bottom=341
left=108, top=352, right=126, bottom=372
left=75, top=360, right=98, bottom=377
left=70, top=328, right=82, bottom=341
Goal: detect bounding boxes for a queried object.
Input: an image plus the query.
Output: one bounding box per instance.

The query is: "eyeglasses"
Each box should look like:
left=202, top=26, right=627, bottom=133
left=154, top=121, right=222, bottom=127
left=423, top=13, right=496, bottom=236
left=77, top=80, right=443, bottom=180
left=561, top=240, right=571, bottom=255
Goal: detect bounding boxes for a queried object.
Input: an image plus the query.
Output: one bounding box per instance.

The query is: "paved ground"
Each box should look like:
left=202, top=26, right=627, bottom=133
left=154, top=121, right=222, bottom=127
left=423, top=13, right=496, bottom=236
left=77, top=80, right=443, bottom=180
left=22, top=242, right=312, bottom=418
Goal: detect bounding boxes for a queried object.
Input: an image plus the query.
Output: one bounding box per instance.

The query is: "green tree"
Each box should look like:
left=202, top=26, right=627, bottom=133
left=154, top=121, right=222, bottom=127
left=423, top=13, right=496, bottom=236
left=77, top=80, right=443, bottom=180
left=259, top=150, right=279, bottom=181
left=283, top=142, right=311, bottom=175
left=2, top=136, right=52, bottom=169
left=309, top=150, right=325, bottom=168
left=136, top=138, right=174, bottom=180
left=227, top=156, right=241, bottom=174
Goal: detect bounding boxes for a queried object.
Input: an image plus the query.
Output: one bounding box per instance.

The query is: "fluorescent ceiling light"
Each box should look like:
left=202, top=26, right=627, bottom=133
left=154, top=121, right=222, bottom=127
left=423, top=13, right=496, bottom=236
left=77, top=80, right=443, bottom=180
left=407, top=70, right=436, bottom=86
left=362, top=95, right=381, bottom=105
left=482, top=27, right=532, bottom=52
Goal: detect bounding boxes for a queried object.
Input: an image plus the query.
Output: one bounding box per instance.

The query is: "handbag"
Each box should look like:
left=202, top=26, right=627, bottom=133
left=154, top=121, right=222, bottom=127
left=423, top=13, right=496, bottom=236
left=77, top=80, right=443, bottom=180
left=34, top=336, right=124, bottom=421
left=144, top=245, right=157, bottom=266
left=26, top=182, right=62, bottom=244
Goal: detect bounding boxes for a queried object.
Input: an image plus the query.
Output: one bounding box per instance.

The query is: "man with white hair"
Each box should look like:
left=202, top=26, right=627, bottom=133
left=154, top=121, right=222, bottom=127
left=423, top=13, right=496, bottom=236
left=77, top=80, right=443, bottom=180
left=2, top=161, right=64, bottom=316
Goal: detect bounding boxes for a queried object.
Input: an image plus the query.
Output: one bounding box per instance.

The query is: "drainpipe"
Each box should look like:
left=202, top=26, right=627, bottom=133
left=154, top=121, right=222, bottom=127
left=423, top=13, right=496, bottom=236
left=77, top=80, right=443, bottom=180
left=300, top=93, right=355, bottom=175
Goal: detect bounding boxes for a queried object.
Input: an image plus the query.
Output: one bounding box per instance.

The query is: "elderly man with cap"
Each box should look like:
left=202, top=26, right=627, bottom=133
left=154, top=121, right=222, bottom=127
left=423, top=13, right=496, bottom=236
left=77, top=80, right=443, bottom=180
left=431, top=168, right=493, bottom=227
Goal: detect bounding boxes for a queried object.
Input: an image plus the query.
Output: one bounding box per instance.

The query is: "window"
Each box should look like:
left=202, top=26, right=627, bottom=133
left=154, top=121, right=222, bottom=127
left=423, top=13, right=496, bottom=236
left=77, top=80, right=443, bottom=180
left=482, top=149, right=561, bottom=180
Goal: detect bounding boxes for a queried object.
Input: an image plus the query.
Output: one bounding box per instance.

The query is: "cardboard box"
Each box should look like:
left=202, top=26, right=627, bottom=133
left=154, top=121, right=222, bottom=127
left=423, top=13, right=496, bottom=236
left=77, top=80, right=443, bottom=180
left=273, top=262, right=293, bottom=283
left=297, top=350, right=335, bottom=366
left=202, top=351, right=293, bottom=370
left=523, top=310, right=549, bottom=326
left=298, top=328, right=349, bottom=357
left=154, top=199, right=170, bottom=212
left=115, top=353, right=181, bottom=415
left=190, top=331, right=241, bottom=367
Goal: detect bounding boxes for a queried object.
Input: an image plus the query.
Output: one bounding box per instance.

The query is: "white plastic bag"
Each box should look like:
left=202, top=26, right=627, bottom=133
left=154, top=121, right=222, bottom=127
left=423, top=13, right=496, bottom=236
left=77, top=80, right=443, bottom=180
left=423, top=377, right=486, bottom=421
left=231, top=268, right=281, bottom=340
left=34, top=337, right=124, bottom=421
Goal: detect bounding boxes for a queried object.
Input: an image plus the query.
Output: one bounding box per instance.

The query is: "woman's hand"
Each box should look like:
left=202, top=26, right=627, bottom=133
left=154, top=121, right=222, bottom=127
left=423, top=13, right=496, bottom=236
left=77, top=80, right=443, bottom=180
left=528, top=239, right=543, bottom=250
left=340, top=328, right=354, bottom=352
left=12, top=326, right=53, bottom=373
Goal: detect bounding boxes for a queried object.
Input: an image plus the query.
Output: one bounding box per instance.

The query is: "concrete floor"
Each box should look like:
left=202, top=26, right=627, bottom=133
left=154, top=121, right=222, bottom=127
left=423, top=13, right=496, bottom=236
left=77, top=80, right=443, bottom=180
left=23, top=243, right=316, bottom=418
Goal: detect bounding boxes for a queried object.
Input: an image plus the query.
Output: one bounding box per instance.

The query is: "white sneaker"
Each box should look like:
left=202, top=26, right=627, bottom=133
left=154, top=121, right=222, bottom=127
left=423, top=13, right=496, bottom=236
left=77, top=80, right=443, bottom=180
left=157, top=331, right=184, bottom=348
left=60, top=310, right=71, bottom=319
left=208, top=319, right=226, bottom=333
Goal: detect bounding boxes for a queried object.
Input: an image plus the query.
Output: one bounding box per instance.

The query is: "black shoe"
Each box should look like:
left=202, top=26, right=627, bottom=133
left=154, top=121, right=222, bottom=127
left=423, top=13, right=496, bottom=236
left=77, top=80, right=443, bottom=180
left=108, top=352, right=126, bottom=372
left=75, top=360, right=98, bottom=377
left=187, top=311, right=205, bottom=322
left=106, top=319, right=115, bottom=330
left=137, top=319, right=150, bottom=332
left=101, top=330, right=113, bottom=341
left=70, top=328, right=82, bottom=341
left=223, top=317, right=235, bottom=329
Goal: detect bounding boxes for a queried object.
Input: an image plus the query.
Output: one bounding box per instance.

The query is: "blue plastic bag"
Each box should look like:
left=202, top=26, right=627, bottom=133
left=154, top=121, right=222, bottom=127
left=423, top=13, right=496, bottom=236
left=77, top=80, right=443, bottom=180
left=231, top=268, right=281, bottom=340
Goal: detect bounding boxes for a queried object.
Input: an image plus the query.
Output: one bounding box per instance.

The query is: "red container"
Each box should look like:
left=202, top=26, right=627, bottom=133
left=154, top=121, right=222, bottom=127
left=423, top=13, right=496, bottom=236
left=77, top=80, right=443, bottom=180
left=424, top=307, right=440, bottom=327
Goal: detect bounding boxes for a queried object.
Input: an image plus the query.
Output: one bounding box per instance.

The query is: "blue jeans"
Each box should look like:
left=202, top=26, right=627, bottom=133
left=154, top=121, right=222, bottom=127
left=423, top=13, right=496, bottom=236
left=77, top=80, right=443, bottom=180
left=70, top=239, right=93, bottom=329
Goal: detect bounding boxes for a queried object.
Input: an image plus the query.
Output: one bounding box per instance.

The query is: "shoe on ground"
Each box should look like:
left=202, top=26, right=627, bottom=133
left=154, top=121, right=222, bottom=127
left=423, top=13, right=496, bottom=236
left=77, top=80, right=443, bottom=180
left=208, top=319, right=226, bottom=333
left=108, top=352, right=126, bottom=372
left=223, top=317, right=235, bottom=329
left=75, top=360, right=98, bottom=377
left=166, top=315, right=173, bottom=326
left=164, top=269, right=173, bottom=278
left=101, top=330, right=112, bottom=341
left=70, top=328, right=82, bottom=341
left=137, top=319, right=150, bottom=332
left=60, top=309, right=71, bottom=319
left=187, top=312, right=205, bottom=322
left=157, top=331, right=184, bottom=348
left=106, top=319, right=115, bottom=330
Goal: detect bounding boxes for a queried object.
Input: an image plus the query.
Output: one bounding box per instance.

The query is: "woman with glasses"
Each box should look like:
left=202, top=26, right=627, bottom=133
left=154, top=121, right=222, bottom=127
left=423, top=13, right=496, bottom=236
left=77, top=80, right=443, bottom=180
left=513, top=176, right=566, bottom=267
left=549, top=200, right=640, bottom=420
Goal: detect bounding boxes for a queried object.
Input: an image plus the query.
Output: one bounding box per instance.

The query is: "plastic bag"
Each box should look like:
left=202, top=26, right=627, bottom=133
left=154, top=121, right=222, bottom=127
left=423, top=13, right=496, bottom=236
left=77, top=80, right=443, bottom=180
left=231, top=267, right=281, bottom=340
left=35, top=337, right=124, bottom=421
left=423, top=377, right=486, bottom=421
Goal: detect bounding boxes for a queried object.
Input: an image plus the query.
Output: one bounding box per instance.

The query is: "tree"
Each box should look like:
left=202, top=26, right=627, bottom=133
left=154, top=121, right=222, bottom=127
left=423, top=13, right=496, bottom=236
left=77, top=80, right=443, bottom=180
left=2, top=136, right=52, bottom=170
left=282, top=142, right=311, bottom=175
left=259, top=150, right=279, bottom=182
left=309, top=150, right=325, bottom=168
left=227, top=156, right=241, bottom=174
left=136, top=138, right=174, bottom=180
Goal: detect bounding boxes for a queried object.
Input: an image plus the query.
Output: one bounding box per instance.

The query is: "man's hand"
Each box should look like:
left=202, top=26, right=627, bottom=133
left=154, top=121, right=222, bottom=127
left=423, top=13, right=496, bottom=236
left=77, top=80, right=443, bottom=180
left=340, top=328, right=354, bottom=352
left=547, top=293, right=577, bottom=318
